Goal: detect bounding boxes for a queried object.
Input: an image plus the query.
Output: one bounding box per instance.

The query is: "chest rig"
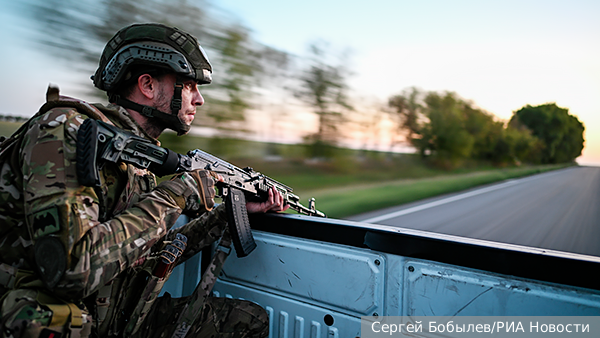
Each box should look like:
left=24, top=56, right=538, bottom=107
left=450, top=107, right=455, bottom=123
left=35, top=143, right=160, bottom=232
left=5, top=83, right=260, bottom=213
left=38, top=90, right=164, bottom=333
left=0, top=86, right=161, bottom=336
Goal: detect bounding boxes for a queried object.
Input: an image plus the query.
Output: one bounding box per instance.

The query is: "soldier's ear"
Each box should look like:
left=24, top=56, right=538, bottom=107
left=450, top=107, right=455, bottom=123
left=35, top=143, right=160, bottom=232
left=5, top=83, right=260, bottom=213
left=137, top=74, right=156, bottom=100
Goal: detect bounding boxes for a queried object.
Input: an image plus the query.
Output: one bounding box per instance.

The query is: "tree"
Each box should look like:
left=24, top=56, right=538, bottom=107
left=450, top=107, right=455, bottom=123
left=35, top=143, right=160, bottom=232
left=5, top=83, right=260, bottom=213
left=388, top=89, right=549, bottom=167
left=503, top=124, right=544, bottom=164
left=22, top=0, right=271, bottom=132
left=510, top=103, right=584, bottom=163
left=295, top=41, right=353, bottom=149
left=421, top=92, right=475, bottom=166
left=388, top=87, right=423, bottom=147
left=202, top=26, right=259, bottom=128
left=389, top=90, right=475, bottom=167
left=462, top=103, right=499, bottom=159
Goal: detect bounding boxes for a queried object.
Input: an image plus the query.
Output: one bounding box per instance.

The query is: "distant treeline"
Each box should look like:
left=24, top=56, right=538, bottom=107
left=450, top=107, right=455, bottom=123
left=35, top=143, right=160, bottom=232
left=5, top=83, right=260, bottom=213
left=388, top=88, right=584, bottom=168
left=0, top=115, right=28, bottom=123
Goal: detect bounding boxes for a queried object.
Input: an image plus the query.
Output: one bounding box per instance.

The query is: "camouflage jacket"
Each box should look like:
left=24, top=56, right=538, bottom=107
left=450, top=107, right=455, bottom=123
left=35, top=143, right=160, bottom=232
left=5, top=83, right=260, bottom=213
left=0, top=94, right=228, bottom=305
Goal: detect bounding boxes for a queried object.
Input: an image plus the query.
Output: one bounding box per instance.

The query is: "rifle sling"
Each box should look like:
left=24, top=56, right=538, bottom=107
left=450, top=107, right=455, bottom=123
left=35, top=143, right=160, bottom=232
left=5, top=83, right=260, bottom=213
left=170, top=229, right=232, bottom=338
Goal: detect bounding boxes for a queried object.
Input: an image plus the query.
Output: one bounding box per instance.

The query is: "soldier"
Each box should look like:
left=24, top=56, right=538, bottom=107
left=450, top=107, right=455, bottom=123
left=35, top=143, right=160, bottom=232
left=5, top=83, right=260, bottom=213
left=0, top=23, right=287, bottom=337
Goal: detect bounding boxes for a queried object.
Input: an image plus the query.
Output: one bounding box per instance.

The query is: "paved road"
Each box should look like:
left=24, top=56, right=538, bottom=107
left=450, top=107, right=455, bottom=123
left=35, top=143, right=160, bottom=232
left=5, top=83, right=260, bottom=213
left=348, top=166, right=600, bottom=257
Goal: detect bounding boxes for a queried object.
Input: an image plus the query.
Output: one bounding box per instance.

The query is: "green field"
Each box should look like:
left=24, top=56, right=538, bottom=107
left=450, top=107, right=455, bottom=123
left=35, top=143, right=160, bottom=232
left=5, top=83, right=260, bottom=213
left=0, top=120, right=571, bottom=218
left=0, top=120, right=22, bottom=138
left=302, top=165, right=567, bottom=218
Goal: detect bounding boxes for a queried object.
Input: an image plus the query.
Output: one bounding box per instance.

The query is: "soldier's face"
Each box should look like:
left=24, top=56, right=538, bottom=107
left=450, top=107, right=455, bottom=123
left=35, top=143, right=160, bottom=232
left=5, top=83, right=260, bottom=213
left=155, top=74, right=204, bottom=126
left=178, top=78, right=204, bottom=126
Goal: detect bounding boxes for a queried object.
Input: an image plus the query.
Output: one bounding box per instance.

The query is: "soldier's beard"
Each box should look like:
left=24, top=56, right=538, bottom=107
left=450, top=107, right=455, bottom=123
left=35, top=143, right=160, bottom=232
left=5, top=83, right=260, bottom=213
left=143, top=86, right=173, bottom=138
left=155, top=86, right=172, bottom=116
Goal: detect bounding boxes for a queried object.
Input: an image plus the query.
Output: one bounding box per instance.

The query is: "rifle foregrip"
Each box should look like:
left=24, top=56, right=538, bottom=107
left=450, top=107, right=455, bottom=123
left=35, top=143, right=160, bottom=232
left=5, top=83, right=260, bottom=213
left=225, top=188, right=256, bottom=257
left=76, top=118, right=101, bottom=187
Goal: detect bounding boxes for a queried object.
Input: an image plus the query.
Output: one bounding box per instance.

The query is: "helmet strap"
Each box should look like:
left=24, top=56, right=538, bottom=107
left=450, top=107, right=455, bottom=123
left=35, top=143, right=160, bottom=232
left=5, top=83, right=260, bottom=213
left=171, top=82, right=183, bottom=117
left=114, top=87, right=191, bottom=136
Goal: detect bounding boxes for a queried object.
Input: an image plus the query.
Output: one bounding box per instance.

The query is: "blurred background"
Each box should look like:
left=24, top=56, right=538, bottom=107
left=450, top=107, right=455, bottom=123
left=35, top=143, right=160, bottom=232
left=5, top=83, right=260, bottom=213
left=0, top=0, right=597, bottom=219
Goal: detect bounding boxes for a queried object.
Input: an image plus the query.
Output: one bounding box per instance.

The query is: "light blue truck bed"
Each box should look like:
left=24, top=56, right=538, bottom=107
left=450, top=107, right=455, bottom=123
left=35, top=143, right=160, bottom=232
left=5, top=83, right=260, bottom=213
left=164, top=214, right=600, bottom=337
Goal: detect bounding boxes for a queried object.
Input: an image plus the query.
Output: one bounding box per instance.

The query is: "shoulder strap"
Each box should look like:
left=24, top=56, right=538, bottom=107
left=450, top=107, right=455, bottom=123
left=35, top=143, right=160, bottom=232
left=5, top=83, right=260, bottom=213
left=0, top=86, right=113, bottom=173
left=1, top=86, right=112, bottom=154
left=38, top=85, right=112, bottom=124
left=167, top=229, right=233, bottom=338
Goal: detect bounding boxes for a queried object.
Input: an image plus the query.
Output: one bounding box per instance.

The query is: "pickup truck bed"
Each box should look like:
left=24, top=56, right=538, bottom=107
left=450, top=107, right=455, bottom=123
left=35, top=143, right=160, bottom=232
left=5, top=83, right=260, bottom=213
left=163, top=213, right=600, bottom=337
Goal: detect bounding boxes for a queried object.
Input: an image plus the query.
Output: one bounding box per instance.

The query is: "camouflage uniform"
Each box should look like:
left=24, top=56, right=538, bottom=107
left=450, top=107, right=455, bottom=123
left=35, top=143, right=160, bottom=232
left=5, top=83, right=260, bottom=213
left=0, top=94, right=267, bottom=337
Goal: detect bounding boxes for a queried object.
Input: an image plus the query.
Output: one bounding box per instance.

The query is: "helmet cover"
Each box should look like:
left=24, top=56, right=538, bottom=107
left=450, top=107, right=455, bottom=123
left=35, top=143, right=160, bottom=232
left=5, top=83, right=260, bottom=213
left=93, top=23, right=212, bottom=91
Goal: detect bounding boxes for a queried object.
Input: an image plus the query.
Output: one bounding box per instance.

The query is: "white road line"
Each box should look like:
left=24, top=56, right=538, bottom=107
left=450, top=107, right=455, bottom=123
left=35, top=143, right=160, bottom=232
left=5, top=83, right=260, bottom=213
left=361, top=171, right=562, bottom=223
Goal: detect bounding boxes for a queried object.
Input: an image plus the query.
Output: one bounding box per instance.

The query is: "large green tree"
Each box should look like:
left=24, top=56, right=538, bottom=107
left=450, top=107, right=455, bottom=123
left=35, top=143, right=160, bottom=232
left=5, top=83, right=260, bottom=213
left=510, top=103, right=584, bottom=164
left=389, top=89, right=546, bottom=167
left=420, top=92, right=475, bottom=165
left=389, top=90, right=476, bottom=167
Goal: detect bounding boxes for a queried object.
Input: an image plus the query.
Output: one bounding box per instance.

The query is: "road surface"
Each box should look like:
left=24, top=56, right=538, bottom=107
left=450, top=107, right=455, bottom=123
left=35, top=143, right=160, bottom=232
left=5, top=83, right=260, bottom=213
left=348, top=166, right=600, bottom=257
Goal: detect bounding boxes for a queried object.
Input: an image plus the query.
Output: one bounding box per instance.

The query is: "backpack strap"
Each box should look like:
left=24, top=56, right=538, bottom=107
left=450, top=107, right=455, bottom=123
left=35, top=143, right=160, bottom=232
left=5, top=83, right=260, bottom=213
left=0, top=86, right=114, bottom=183
left=1, top=85, right=112, bottom=153
left=39, top=85, right=112, bottom=124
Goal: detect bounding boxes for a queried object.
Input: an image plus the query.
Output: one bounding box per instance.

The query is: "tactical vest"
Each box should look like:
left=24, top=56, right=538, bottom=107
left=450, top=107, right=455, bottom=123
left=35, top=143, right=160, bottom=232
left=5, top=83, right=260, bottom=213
left=0, top=87, right=159, bottom=337
left=1, top=87, right=231, bottom=338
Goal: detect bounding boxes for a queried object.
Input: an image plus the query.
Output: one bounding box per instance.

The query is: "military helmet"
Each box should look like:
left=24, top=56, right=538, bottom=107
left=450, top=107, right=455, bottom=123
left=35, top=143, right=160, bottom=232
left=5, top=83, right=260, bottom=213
left=93, top=23, right=212, bottom=91
left=92, top=23, right=212, bottom=136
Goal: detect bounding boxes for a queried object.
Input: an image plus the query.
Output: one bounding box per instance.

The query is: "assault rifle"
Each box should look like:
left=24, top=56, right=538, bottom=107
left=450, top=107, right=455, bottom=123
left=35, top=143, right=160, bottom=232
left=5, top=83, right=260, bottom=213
left=76, top=119, right=325, bottom=257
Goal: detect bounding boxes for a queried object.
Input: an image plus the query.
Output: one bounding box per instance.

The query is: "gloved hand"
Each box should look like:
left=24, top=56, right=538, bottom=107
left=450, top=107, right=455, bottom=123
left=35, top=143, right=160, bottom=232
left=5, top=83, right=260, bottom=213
left=157, top=169, right=219, bottom=214
left=178, top=170, right=218, bottom=212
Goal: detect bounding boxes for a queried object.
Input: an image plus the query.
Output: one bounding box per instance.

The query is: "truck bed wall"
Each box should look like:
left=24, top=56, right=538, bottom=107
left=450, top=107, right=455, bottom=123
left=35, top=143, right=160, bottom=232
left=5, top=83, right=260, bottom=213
left=163, top=214, right=600, bottom=338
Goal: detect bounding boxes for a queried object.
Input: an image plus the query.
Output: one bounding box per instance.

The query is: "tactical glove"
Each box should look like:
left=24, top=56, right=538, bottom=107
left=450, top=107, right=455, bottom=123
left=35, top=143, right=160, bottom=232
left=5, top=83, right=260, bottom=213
left=157, top=170, right=218, bottom=214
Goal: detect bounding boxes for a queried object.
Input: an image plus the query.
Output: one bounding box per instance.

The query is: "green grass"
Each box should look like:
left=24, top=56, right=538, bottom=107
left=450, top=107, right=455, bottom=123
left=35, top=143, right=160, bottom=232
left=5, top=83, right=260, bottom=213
left=160, top=133, right=572, bottom=219
left=301, top=164, right=570, bottom=219
left=0, top=121, right=22, bottom=138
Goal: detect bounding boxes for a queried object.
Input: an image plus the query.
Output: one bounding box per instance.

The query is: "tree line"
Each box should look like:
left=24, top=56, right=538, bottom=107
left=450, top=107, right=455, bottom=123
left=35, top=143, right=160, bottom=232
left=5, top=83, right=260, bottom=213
left=388, top=88, right=584, bottom=168
left=0, top=115, right=29, bottom=123
left=20, top=0, right=354, bottom=149
left=16, top=0, right=585, bottom=167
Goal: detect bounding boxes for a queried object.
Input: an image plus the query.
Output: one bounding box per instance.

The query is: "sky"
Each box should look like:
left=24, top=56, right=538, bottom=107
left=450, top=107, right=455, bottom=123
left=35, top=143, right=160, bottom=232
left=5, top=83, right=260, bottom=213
left=1, top=0, right=599, bottom=165
left=214, top=0, right=600, bottom=165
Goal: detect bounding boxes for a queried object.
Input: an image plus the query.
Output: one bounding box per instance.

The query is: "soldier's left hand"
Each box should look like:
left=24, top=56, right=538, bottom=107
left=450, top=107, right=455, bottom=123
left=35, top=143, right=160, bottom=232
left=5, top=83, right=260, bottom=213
left=246, top=187, right=290, bottom=213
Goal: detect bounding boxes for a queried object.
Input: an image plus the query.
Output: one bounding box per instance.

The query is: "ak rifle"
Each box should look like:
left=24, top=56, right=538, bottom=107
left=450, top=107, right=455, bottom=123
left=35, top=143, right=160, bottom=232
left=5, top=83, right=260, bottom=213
left=76, top=119, right=325, bottom=257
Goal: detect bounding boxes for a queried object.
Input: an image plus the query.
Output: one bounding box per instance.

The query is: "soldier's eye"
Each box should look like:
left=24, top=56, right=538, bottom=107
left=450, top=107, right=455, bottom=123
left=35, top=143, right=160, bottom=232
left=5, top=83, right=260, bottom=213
left=184, top=82, right=198, bottom=91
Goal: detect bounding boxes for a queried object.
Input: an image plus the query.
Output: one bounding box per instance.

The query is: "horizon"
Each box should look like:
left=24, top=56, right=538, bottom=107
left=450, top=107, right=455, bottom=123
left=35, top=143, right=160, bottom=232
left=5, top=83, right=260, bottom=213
left=1, top=0, right=597, bottom=165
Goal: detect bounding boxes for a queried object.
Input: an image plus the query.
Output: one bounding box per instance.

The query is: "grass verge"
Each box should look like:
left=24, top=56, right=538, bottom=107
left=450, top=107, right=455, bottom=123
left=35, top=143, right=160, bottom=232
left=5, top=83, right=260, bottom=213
left=0, top=121, right=23, bottom=138
left=300, top=164, right=571, bottom=219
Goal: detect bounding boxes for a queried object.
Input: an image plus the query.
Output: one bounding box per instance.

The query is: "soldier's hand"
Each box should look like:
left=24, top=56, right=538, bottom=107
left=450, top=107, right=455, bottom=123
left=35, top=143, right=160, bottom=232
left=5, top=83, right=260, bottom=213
left=158, top=169, right=219, bottom=215
left=246, top=187, right=290, bottom=214
left=182, top=170, right=219, bottom=212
